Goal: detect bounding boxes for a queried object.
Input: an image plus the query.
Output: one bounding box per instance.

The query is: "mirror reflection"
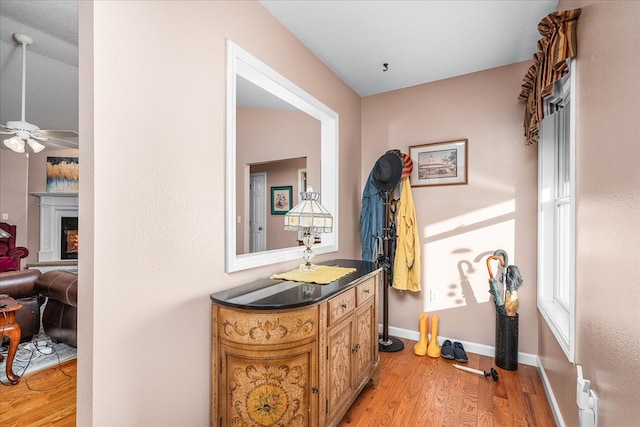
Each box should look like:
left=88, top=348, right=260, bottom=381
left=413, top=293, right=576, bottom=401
left=239, top=157, right=307, bottom=254
left=236, top=76, right=320, bottom=254
left=225, top=41, right=338, bottom=272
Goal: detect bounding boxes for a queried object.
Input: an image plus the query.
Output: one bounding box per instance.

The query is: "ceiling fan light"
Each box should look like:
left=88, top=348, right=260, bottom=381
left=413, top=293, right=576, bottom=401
left=3, top=136, right=25, bottom=153
left=27, top=138, right=45, bottom=153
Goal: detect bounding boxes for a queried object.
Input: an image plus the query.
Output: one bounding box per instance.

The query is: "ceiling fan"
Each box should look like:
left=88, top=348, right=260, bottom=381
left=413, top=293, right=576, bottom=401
left=0, top=33, right=79, bottom=154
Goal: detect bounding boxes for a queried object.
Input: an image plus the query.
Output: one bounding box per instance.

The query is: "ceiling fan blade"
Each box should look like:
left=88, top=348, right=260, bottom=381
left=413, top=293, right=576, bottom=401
left=40, top=130, right=79, bottom=139
left=43, top=135, right=79, bottom=150
left=30, top=132, right=48, bottom=142
left=0, top=124, right=17, bottom=135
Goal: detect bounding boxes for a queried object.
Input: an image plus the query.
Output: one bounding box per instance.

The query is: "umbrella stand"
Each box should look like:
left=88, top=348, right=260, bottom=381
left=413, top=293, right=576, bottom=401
left=495, top=311, right=519, bottom=370
left=488, top=250, right=522, bottom=370
left=379, top=190, right=404, bottom=352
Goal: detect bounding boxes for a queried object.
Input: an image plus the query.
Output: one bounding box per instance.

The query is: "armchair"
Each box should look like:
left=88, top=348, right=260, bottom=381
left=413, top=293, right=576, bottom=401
left=0, top=222, right=29, bottom=271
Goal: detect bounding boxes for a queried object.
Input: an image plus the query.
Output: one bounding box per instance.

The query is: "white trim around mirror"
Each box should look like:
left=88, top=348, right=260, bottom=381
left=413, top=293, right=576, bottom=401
left=225, top=41, right=339, bottom=273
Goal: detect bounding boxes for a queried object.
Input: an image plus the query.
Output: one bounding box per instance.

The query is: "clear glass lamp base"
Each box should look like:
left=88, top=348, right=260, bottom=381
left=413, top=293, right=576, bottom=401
left=299, top=241, right=316, bottom=271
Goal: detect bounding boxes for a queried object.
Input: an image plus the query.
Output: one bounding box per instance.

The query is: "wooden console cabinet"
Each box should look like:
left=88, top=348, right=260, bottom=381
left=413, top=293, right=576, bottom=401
left=211, top=260, right=380, bottom=426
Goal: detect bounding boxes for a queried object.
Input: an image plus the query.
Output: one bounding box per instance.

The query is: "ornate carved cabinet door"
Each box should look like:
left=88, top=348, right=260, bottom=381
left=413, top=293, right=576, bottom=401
left=353, top=299, right=375, bottom=388
left=221, top=342, right=317, bottom=426
left=215, top=306, right=319, bottom=426
left=326, top=317, right=354, bottom=422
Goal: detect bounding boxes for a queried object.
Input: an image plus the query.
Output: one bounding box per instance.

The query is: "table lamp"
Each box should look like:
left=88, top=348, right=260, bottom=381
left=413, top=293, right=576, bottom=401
left=284, top=187, right=333, bottom=271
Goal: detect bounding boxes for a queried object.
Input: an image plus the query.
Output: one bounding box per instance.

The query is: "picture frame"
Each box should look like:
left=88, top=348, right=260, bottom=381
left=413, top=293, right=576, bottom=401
left=271, top=186, right=293, bottom=214
left=46, top=157, right=79, bottom=193
left=409, top=139, right=468, bottom=187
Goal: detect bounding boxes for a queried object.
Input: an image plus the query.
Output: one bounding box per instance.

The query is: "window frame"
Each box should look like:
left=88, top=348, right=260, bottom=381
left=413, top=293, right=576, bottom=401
left=537, top=59, right=576, bottom=362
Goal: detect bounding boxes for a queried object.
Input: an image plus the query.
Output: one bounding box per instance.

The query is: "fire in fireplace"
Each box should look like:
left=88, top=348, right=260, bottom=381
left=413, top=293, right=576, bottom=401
left=61, top=217, right=78, bottom=260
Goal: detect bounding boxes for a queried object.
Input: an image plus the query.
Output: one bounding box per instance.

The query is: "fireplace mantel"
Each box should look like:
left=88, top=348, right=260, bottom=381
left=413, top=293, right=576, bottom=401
left=31, top=192, right=78, bottom=262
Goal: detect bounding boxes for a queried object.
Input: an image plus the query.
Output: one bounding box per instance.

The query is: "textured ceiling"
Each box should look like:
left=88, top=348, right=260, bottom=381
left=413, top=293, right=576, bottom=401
left=0, top=0, right=77, bottom=66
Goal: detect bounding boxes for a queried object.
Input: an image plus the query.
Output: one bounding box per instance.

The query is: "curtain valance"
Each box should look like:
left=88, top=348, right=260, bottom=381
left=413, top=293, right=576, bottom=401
left=518, top=8, right=581, bottom=144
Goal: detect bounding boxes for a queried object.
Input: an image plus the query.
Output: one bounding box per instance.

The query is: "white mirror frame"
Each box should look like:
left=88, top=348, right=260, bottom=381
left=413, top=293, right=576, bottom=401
left=225, top=41, right=339, bottom=272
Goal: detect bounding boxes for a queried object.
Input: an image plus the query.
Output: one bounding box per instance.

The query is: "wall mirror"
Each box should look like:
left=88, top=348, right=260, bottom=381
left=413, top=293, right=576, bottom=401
left=225, top=41, right=339, bottom=272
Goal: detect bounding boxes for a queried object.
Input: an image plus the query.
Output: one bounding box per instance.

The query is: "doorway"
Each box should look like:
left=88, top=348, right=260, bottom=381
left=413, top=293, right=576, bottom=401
left=249, top=172, right=267, bottom=252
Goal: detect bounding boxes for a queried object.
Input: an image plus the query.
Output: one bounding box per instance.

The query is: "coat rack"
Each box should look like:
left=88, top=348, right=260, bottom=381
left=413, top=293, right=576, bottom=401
left=378, top=189, right=404, bottom=352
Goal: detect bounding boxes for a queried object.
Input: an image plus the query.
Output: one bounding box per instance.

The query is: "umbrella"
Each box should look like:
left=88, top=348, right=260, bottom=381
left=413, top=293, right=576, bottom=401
left=486, top=255, right=506, bottom=315
left=504, top=264, right=523, bottom=316
left=487, top=249, right=523, bottom=317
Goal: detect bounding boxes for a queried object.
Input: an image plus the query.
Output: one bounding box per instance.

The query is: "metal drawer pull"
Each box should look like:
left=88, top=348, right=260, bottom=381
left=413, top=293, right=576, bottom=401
left=341, top=303, right=348, bottom=309
left=352, top=343, right=361, bottom=353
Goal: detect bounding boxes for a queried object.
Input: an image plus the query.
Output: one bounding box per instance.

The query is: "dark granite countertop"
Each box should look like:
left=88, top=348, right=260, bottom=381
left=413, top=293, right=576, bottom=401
left=211, top=259, right=380, bottom=310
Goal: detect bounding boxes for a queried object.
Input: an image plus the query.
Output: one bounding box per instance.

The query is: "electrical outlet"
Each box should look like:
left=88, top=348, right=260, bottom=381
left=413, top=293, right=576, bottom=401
left=1, top=213, right=8, bottom=220
left=430, top=289, right=440, bottom=303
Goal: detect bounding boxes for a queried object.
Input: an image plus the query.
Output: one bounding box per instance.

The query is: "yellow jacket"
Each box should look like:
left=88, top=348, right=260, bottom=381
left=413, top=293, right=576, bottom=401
left=393, top=177, right=421, bottom=291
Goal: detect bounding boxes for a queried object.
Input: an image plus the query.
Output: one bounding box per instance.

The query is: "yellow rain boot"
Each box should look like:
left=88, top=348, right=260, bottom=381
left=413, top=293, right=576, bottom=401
left=413, top=313, right=429, bottom=356
left=427, top=314, right=441, bottom=358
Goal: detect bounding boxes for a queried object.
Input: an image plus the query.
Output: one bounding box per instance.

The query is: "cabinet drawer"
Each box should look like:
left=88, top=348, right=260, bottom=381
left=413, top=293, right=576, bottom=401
left=356, top=278, right=375, bottom=306
left=219, top=306, right=317, bottom=346
left=328, top=288, right=356, bottom=325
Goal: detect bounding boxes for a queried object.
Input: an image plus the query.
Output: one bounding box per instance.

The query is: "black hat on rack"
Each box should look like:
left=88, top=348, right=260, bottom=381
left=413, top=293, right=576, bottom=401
left=372, top=151, right=403, bottom=192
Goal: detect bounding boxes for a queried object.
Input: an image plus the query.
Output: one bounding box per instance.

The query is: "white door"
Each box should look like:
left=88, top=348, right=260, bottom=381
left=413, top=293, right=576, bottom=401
left=249, top=173, right=267, bottom=252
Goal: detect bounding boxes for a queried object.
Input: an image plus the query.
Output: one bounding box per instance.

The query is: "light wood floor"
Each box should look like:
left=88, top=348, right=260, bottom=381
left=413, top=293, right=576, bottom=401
left=340, top=338, right=556, bottom=426
left=1, top=338, right=555, bottom=426
left=0, top=359, right=76, bottom=426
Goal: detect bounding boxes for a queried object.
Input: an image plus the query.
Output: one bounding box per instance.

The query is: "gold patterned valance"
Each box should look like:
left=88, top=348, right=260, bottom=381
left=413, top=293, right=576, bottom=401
left=518, top=8, right=582, bottom=145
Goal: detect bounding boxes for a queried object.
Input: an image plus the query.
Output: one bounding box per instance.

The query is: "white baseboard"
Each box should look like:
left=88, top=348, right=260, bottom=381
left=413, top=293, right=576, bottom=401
left=378, top=324, right=537, bottom=366
left=536, top=357, right=565, bottom=427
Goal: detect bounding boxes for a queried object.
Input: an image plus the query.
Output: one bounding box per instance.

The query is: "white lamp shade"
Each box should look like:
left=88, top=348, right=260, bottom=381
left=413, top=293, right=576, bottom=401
left=3, top=136, right=25, bottom=153
left=27, top=138, right=45, bottom=153
left=284, top=189, right=333, bottom=233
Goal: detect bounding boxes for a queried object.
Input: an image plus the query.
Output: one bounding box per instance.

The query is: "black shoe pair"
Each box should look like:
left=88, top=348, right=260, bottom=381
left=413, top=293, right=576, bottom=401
left=441, top=340, right=468, bottom=363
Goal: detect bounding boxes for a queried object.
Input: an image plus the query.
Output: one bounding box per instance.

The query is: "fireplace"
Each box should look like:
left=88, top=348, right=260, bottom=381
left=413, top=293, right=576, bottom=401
left=32, top=192, right=78, bottom=262
left=61, top=217, right=78, bottom=259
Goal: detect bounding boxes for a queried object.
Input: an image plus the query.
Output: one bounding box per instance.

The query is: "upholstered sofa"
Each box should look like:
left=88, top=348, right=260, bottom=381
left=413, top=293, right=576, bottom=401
left=0, top=269, right=78, bottom=347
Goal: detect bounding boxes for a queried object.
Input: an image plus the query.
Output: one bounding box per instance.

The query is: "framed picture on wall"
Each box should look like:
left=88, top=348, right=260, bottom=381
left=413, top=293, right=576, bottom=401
left=46, top=157, right=79, bottom=193
left=271, top=186, right=293, bottom=214
left=409, top=139, right=468, bottom=187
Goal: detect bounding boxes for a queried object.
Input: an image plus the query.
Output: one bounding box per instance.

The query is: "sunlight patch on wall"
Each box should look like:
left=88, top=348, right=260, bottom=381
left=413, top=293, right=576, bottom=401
left=422, top=200, right=515, bottom=312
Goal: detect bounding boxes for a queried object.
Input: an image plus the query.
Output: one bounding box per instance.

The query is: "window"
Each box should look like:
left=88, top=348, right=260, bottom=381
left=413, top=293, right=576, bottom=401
left=538, top=59, right=576, bottom=362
